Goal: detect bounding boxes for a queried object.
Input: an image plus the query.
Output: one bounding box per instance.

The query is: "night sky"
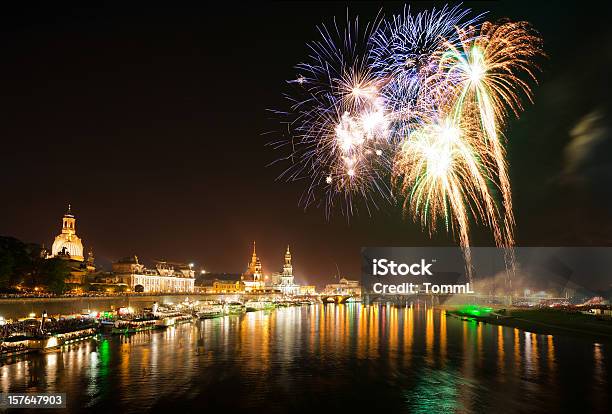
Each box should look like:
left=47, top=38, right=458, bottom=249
left=1, top=2, right=611, bottom=288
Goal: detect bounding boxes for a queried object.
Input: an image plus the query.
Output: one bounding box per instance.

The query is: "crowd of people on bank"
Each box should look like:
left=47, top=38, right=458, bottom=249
left=0, top=317, right=96, bottom=340
left=43, top=317, right=97, bottom=334
left=0, top=292, right=57, bottom=299
left=0, top=291, right=184, bottom=299
left=0, top=340, right=27, bottom=354
left=0, top=292, right=120, bottom=298
left=0, top=319, right=40, bottom=340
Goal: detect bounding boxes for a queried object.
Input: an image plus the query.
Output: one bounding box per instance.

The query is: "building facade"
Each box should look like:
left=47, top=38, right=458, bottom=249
left=195, top=281, right=245, bottom=294
left=207, top=280, right=245, bottom=293
left=112, top=256, right=195, bottom=293
left=299, top=285, right=317, bottom=295
left=324, top=278, right=362, bottom=296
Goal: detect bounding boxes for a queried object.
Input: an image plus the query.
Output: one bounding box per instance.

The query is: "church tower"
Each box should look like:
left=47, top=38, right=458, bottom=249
left=281, top=245, right=294, bottom=286
left=278, top=245, right=297, bottom=295
left=62, top=204, right=76, bottom=235
left=246, top=241, right=263, bottom=281
left=242, top=241, right=264, bottom=292
left=282, top=245, right=292, bottom=277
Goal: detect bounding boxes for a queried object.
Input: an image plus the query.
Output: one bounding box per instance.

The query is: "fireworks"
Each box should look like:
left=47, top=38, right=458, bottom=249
left=275, top=5, right=543, bottom=275
left=273, top=16, right=393, bottom=217
left=435, top=20, right=545, bottom=249
left=369, top=4, right=482, bottom=119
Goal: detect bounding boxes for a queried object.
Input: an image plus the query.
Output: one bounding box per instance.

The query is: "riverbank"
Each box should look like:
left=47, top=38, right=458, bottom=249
left=0, top=291, right=299, bottom=304
left=0, top=293, right=314, bottom=319
left=0, top=295, right=198, bottom=319
left=447, top=307, right=612, bottom=342
left=0, top=295, right=184, bottom=304
left=0, top=293, right=196, bottom=302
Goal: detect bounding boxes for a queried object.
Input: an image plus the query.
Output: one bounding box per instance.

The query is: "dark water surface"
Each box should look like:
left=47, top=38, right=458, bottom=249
left=1, top=304, right=610, bottom=413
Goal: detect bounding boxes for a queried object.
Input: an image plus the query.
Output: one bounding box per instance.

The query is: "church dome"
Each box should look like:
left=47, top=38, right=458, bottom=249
left=49, top=205, right=85, bottom=261
left=52, top=236, right=84, bottom=261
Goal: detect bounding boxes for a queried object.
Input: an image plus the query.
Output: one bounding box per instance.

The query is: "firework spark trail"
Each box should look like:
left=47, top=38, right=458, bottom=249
left=424, top=20, right=544, bottom=276
left=394, top=100, right=504, bottom=281
left=275, top=5, right=544, bottom=280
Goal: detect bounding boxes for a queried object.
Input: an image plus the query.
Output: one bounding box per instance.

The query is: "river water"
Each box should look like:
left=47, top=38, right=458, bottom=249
left=1, top=303, right=610, bottom=413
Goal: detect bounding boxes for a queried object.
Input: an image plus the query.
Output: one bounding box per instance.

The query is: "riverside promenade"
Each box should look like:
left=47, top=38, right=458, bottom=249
left=0, top=292, right=300, bottom=319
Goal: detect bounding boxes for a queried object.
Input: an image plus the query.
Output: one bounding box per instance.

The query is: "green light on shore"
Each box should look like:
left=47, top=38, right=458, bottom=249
left=457, top=304, right=493, bottom=317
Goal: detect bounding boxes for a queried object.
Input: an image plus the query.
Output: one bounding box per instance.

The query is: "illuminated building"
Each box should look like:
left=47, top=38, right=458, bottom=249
left=112, top=256, right=195, bottom=293
left=324, top=278, right=362, bottom=296
left=241, top=241, right=266, bottom=292
left=46, top=205, right=96, bottom=285
left=299, top=285, right=317, bottom=295
left=49, top=205, right=84, bottom=261
left=275, top=245, right=300, bottom=295
left=201, top=280, right=245, bottom=294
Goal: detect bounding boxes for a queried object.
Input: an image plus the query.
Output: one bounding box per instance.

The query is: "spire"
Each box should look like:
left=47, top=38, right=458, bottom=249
left=251, top=241, right=258, bottom=264
left=246, top=241, right=261, bottom=276
left=284, top=244, right=292, bottom=267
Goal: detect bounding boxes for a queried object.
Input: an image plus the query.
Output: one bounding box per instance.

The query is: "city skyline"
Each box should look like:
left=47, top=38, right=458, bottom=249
left=41, top=203, right=317, bottom=285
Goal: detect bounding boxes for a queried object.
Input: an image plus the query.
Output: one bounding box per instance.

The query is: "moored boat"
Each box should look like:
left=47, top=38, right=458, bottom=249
left=245, top=300, right=275, bottom=312
left=0, top=335, right=33, bottom=358
left=224, top=302, right=246, bottom=315
left=196, top=303, right=224, bottom=319
left=112, top=318, right=157, bottom=334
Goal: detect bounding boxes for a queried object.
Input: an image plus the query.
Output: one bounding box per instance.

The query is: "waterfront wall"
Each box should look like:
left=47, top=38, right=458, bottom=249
left=0, top=293, right=289, bottom=319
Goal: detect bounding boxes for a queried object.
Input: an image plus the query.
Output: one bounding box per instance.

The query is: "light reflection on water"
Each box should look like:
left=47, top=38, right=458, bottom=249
left=1, top=303, right=610, bottom=413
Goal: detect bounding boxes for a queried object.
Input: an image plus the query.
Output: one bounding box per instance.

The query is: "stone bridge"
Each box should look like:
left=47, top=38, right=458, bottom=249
left=319, top=294, right=356, bottom=304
